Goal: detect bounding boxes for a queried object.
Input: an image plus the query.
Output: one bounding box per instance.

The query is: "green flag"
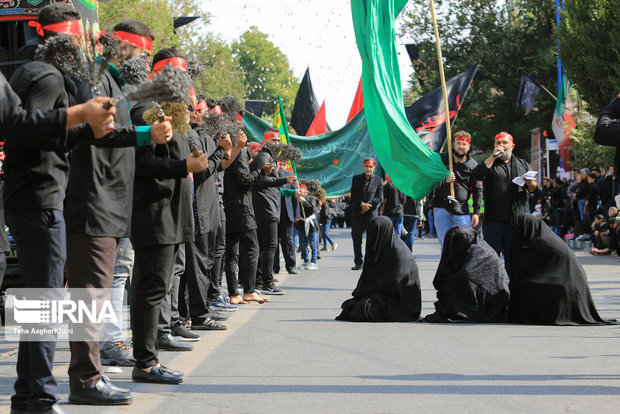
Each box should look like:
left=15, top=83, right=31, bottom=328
left=351, top=0, right=449, bottom=199
left=273, top=95, right=291, bottom=145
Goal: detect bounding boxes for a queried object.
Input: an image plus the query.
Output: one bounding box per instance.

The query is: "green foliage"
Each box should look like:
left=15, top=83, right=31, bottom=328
left=559, top=0, right=620, bottom=115
left=565, top=90, right=615, bottom=169
left=232, top=26, right=299, bottom=119
left=400, top=0, right=558, bottom=156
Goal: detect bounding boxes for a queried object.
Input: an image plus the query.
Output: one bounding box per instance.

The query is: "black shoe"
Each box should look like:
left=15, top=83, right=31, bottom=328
left=351, top=264, right=363, bottom=270
left=191, top=317, right=227, bottom=330
left=261, top=284, right=285, bottom=295
left=172, top=324, right=201, bottom=342
left=132, top=366, right=183, bottom=384
left=13, top=403, right=67, bottom=414
left=288, top=269, right=298, bottom=275
left=157, top=333, right=193, bottom=351
left=68, top=377, right=133, bottom=405
left=159, top=364, right=184, bottom=377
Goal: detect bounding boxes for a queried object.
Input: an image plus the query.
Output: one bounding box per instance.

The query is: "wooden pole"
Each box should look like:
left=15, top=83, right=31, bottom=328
left=430, top=0, right=455, bottom=197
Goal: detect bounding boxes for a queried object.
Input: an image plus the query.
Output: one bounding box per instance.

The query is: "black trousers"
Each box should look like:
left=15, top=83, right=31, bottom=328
left=278, top=219, right=296, bottom=271
left=225, top=228, right=258, bottom=296
left=482, top=220, right=513, bottom=276
left=66, top=234, right=117, bottom=393
left=211, top=208, right=226, bottom=299
left=132, top=243, right=178, bottom=369
left=351, top=213, right=376, bottom=266
left=158, top=244, right=183, bottom=335
left=257, top=218, right=278, bottom=288
left=8, top=209, right=65, bottom=412
left=182, top=232, right=214, bottom=324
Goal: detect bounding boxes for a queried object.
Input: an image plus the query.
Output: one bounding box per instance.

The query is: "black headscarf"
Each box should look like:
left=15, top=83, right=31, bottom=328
left=424, top=226, right=510, bottom=323
left=508, top=214, right=612, bottom=325
left=336, top=216, right=421, bottom=322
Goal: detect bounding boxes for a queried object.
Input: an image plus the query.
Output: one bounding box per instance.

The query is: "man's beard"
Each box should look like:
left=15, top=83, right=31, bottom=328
left=499, top=149, right=512, bottom=161
left=454, top=150, right=467, bottom=160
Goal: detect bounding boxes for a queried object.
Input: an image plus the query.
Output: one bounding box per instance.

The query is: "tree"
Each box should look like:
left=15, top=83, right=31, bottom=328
left=559, top=1, right=620, bottom=115
left=232, top=26, right=299, bottom=119
left=399, top=0, right=559, bottom=155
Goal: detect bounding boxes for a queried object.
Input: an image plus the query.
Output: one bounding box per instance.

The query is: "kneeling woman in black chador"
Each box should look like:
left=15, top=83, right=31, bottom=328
left=423, top=226, right=510, bottom=323
left=336, top=216, right=421, bottom=322
left=508, top=214, right=612, bottom=325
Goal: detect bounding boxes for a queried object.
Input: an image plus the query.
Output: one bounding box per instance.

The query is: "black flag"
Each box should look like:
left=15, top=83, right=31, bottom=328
left=405, top=64, right=479, bottom=152
left=290, top=67, right=330, bottom=136
left=173, top=17, right=200, bottom=34
left=516, top=70, right=541, bottom=111
left=245, top=100, right=266, bottom=118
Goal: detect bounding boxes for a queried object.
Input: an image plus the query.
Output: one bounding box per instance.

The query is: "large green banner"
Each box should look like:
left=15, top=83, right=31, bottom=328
left=243, top=110, right=383, bottom=197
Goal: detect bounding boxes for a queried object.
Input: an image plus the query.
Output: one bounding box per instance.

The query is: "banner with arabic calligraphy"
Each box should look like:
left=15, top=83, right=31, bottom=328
left=405, top=64, right=479, bottom=152
left=243, top=109, right=383, bottom=197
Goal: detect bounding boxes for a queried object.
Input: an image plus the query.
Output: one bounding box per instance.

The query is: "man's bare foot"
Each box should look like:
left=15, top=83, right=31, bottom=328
left=230, top=295, right=248, bottom=305
left=243, top=292, right=270, bottom=303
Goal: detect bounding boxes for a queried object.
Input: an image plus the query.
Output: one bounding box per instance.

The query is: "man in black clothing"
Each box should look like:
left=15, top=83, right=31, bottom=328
left=472, top=132, right=537, bottom=273
left=583, top=173, right=600, bottom=235
left=129, top=49, right=208, bottom=385
left=5, top=5, right=134, bottom=412
left=430, top=131, right=482, bottom=250
left=275, top=167, right=301, bottom=274
left=349, top=158, right=384, bottom=270
left=382, top=177, right=406, bottom=236
left=251, top=128, right=298, bottom=295
left=595, top=92, right=620, bottom=182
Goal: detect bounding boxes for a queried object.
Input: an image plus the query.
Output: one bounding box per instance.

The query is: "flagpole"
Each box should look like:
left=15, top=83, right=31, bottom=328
left=430, top=0, right=455, bottom=198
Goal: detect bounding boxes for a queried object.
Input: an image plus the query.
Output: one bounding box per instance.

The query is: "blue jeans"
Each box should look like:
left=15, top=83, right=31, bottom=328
left=389, top=216, right=404, bottom=237
left=401, top=216, right=418, bottom=251
left=434, top=208, right=472, bottom=251
left=299, top=229, right=318, bottom=264
left=428, top=208, right=436, bottom=235
left=321, top=223, right=334, bottom=248
left=102, top=238, right=134, bottom=346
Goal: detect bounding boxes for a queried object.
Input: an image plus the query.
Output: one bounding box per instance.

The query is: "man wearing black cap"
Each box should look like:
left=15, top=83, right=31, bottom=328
left=350, top=158, right=384, bottom=270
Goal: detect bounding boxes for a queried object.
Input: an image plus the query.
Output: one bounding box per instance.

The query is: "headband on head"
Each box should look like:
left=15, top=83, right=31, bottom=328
left=114, top=30, right=153, bottom=53
left=263, top=131, right=280, bottom=140
left=495, top=132, right=513, bottom=142
left=152, top=57, right=187, bottom=74
left=29, top=20, right=82, bottom=37
left=299, top=184, right=307, bottom=189
left=363, top=160, right=376, bottom=167
left=237, top=113, right=243, bottom=122
left=210, top=106, right=222, bottom=115
left=455, top=135, right=471, bottom=144
left=195, top=100, right=207, bottom=111
left=248, top=143, right=262, bottom=151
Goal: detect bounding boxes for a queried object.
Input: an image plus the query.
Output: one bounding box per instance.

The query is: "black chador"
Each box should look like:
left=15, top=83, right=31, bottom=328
left=336, top=216, right=421, bottom=322
left=508, top=215, right=613, bottom=326
left=424, top=226, right=510, bottom=323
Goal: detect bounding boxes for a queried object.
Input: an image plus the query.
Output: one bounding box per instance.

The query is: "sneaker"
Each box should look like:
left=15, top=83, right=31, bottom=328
left=157, top=333, right=193, bottom=351
left=288, top=269, right=298, bottom=275
left=320, top=246, right=328, bottom=251
left=100, top=341, right=136, bottom=366
left=332, top=243, right=338, bottom=251
left=171, top=325, right=200, bottom=342
left=306, top=263, right=318, bottom=270
left=210, top=295, right=239, bottom=312
left=261, top=284, right=285, bottom=295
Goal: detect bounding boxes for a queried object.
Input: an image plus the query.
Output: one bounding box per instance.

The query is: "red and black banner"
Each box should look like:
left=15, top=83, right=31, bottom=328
left=290, top=67, right=330, bottom=136
left=405, top=64, right=478, bottom=152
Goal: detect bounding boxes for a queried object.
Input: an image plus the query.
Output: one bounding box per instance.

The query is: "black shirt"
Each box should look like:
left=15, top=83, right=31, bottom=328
left=223, top=147, right=261, bottom=232
left=431, top=153, right=483, bottom=215
left=250, top=147, right=288, bottom=224
left=383, top=180, right=406, bottom=218
left=350, top=173, right=383, bottom=219
left=586, top=183, right=599, bottom=211
left=472, top=155, right=533, bottom=223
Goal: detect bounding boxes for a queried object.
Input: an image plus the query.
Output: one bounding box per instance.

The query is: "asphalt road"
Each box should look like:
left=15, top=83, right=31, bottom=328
left=1, top=228, right=620, bottom=413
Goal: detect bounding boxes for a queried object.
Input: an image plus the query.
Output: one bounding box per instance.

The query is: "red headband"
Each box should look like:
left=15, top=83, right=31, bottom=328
left=210, top=106, right=222, bottom=115
left=249, top=143, right=262, bottom=151
left=363, top=160, right=376, bottom=167
left=114, top=30, right=153, bottom=53
left=455, top=135, right=471, bottom=144
left=152, top=57, right=187, bottom=74
left=300, top=184, right=307, bottom=189
left=495, top=132, right=513, bottom=142
left=237, top=114, right=243, bottom=122
left=195, top=100, right=207, bottom=111
left=263, top=132, right=280, bottom=140
left=29, top=20, right=82, bottom=37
